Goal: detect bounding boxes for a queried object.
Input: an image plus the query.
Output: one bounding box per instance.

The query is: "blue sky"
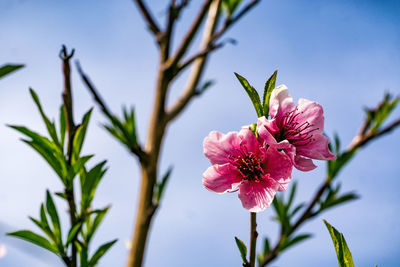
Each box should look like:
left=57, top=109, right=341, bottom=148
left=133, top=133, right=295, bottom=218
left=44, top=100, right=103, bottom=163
left=1, top=0, right=400, bottom=266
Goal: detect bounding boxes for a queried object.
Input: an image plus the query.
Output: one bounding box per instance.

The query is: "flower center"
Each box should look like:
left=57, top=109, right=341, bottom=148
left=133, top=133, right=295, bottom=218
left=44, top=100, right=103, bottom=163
left=228, top=145, right=264, bottom=181
left=275, top=109, right=319, bottom=146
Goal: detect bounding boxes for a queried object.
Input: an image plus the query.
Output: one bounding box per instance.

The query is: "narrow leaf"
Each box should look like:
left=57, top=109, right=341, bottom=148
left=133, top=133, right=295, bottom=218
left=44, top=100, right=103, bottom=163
left=234, top=236, right=248, bottom=265
left=262, top=70, right=277, bottom=117
left=59, top=105, right=66, bottom=149
left=234, top=72, right=263, bottom=117
left=29, top=89, right=61, bottom=149
left=154, top=167, right=173, bottom=204
left=86, top=206, right=109, bottom=243
left=0, top=64, right=24, bottom=79
left=66, top=223, right=81, bottom=246
left=72, top=108, right=93, bottom=159
left=46, top=191, right=62, bottom=244
left=7, top=230, right=59, bottom=255
left=323, top=220, right=354, bottom=267
left=280, top=233, right=312, bottom=250
left=88, top=239, right=117, bottom=266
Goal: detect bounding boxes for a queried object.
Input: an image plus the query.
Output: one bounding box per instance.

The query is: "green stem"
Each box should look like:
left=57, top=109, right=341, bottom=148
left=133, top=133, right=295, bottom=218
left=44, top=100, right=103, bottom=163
left=249, top=212, right=258, bottom=267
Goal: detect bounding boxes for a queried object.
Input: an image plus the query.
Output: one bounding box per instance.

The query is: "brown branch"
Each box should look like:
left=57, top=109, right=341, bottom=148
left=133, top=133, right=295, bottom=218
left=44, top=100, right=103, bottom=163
left=133, top=0, right=161, bottom=38
left=249, top=212, right=258, bottom=267
left=166, top=0, right=213, bottom=70
left=259, top=114, right=400, bottom=267
left=59, top=45, right=78, bottom=267
left=166, top=0, right=222, bottom=122
left=350, top=117, right=400, bottom=151
left=211, top=0, right=260, bottom=43
left=177, top=42, right=223, bottom=73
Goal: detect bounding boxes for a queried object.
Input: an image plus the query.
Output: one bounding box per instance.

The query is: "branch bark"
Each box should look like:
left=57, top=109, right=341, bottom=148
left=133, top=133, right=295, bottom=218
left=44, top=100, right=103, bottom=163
left=166, top=0, right=222, bottom=122
left=133, top=0, right=161, bottom=37
left=60, top=46, right=78, bottom=267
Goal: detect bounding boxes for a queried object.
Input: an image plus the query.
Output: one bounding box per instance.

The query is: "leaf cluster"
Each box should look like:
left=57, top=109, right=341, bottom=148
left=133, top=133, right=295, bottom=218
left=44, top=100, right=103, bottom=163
left=234, top=70, right=277, bottom=118
left=8, top=89, right=116, bottom=266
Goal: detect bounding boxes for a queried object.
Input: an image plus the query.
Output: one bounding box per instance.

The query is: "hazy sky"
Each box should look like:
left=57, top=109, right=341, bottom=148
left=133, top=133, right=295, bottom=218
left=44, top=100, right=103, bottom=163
left=1, top=0, right=400, bottom=266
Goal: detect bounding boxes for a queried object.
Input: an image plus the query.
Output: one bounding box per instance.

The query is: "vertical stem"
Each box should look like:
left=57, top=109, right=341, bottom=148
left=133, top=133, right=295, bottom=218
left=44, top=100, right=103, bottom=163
left=60, top=46, right=77, bottom=267
left=127, top=2, right=221, bottom=267
left=249, top=212, right=258, bottom=267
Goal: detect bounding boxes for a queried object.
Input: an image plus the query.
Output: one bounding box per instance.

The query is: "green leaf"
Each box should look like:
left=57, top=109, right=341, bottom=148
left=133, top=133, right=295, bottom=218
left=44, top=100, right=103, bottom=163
left=122, top=106, right=137, bottom=146
left=154, top=167, right=173, bottom=204
left=195, top=80, right=215, bottom=96
left=29, top=217, right=54, bottom=242
left=29, top=89, right=61, bottom=149
left=66, top=223, right=82, bottom=246
left=88, top=239, right=117, bottom=266
left=234, top=72, right=263, bottom=118
left=280, top=233, right=312, bottom=250
left=320, top=192, right=359, bottom=212
left=86, top=206, right=109, bottom=243
left=262, top=70, right=277, bottom=117
left=0, top=64, right=24, bottom=79
left=59, top=105, right=66, bottom=149
left=69, top=155, right=93, bottom=181
left=257, top=237, right=270, bottom=264
left=22, top=139, right=65, bottom=182
left=7, top=230, right=59, bottom=255
left=290, top=203, right=305, bottom=218
left=76, top=241, right=88, bottom=267
left=222, top=0, right=242, bottom=17
left=46, top=191, right=62, bottom=244
left=287, top=181, right=297, bottom=211
left=81, top=161, right=107, bottom=210
left=73, top=108, right=93, bottom=159
left=323, top=220, right=354, bottom=267
left=234, top=236, right=248, bottom=265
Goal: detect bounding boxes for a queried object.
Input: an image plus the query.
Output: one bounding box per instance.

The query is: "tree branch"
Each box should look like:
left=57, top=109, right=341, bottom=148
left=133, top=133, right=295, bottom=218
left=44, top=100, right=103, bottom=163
left=59, top=45, right=78, bottom=267
left=166, top=0, right=213, bottom=70
left=176, top=42, right=223, bottom=73
left=166, top=0, right=222, bottom=122
left=211, top=0, right=260, bottom=43
left=133, top=0, right=162, bottom=38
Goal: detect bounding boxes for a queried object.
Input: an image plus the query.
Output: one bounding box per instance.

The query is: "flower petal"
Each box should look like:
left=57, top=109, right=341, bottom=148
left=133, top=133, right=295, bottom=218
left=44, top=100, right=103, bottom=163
left=269, top=85, right=295, bottom=120
left=293, top=98, right=325, bottom=133
left=203, top=131, right=241, bottom=165
left=203, top=164, right=242, bottom=194
left=294, top=155, right=317, bottom=171
left=238, top=179, right=279, bottom=212
left=263, top=147, right=293, bottom=191
left=296, top=133, right=336, bottom=161
left=257, top=116, right=279, bottom=145
left=239, top=127, right=261, bottom=155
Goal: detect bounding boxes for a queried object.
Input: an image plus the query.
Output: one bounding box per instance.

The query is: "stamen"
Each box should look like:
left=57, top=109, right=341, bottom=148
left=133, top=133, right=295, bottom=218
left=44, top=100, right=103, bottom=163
left=275, top=108, right=319, bottom=146
left=228, top=146, right=264, bottom=181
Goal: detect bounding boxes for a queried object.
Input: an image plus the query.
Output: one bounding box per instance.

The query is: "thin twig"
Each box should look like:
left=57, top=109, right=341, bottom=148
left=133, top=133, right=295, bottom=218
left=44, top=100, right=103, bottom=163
left=166, top=0, right=213, bottom=70
left=177, top=42, right=224, bottom=73
left=133, top=0, right=161, bottom=37
left=351, top=117, right=400, bottom=151
left=211, top=0, right=260, bottom=43
left=166, top=0, right=222, bottom=122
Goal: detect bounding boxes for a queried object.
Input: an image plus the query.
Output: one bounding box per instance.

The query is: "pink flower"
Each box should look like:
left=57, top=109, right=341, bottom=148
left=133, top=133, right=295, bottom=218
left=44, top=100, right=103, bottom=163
left=257, top=85, right=336, bottom=171
left=202, top=127, right=292, bottom=212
